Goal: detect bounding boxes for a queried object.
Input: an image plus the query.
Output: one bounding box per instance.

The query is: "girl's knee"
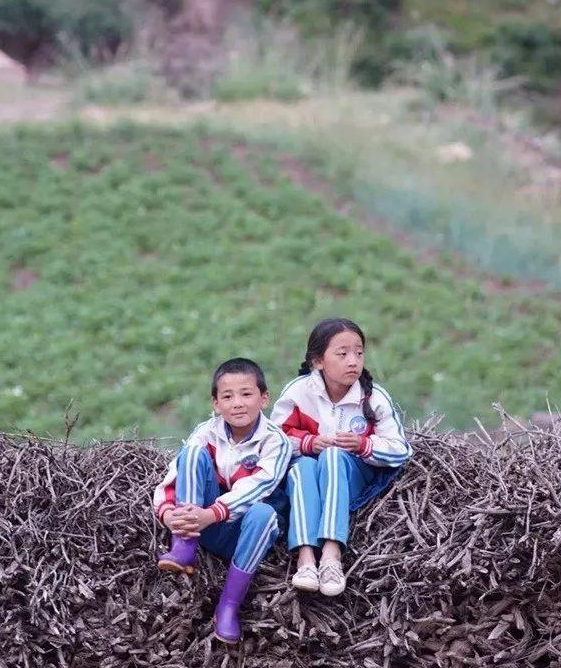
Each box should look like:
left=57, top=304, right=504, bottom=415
left=318, top=446, right=351, bottom=468
left=291, top=456, right=318, bottom=477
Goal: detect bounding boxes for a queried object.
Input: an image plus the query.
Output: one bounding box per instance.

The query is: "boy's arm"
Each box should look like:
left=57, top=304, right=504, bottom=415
left=356, top=387, right=412, bottom=468
left=153, top=420, right=211, bottom=523
left=153, top=457, right=179, bottom=523
left=209, top=427, right=292, bottom=522
left=270, top=390, right=319, bottom=456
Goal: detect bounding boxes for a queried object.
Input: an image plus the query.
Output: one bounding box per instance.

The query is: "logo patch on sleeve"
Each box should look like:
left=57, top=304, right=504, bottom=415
left=240, top=454, right=260, bottom=469
left=349, top=415, right=367, bottom=435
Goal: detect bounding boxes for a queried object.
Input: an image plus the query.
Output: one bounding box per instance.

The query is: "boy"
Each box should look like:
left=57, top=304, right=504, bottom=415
left=154, top=358, right=291, bottom=643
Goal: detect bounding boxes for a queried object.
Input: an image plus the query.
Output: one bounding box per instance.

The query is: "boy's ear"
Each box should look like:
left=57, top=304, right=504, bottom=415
left=260, top=391, right=270, bottom=409
left=212, top=397, right=220, bottom=414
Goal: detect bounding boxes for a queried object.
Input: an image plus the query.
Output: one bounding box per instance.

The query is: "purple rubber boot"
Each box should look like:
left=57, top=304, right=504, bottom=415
left=157, top=535, right=198, bottom=574
left=214, top=563, right=254, bottom=643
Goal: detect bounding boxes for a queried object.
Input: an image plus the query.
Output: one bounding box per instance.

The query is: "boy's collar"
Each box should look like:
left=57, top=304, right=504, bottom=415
left=222, top=412, right=263, bottom=444
left=310, top=369, right=362, bottom=406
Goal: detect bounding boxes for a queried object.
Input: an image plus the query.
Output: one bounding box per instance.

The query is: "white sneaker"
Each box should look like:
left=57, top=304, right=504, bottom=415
left=292, top=564, right=319, bottom=592
left=318, top=560, right=346, bottom=596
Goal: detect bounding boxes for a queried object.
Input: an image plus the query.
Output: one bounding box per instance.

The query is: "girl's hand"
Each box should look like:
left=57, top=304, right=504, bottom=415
left=334, top=432, right=363, bottom=452
left=312, top=435, right=336, bottom=454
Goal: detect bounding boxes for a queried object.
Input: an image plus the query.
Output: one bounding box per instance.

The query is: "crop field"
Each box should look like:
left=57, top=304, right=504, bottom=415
left=1, top=123, right=560, bottom=441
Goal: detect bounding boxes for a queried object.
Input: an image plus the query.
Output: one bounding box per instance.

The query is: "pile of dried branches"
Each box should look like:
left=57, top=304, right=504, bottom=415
left=1, top=418, right=560, bottom=668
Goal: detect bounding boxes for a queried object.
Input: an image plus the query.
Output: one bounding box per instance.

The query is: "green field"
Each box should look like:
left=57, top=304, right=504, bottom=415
left=1, top=123, right=560, bottom=442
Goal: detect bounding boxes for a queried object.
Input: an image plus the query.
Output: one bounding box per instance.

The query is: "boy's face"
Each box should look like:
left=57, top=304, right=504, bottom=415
left=212, top=372, right=269, bottom=435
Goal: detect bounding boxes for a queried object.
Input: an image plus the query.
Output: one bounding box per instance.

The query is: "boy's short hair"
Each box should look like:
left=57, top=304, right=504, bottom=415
left=211, top=358, right=268, bottom=398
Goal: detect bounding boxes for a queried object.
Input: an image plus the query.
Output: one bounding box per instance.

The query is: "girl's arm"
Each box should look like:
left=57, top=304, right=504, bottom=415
left=356, top=385, right=412, bottom=468
left=210, top=426, right=292, bottom=522
left=153, top=420, right=211, bottom=522
left=270, top=389, right=319, bottom=456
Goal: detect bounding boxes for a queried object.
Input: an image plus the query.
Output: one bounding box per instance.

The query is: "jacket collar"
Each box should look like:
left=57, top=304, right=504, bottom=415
left=309, top=369, right=363, bottom=406
left=218, top=412, right=268, bottom=445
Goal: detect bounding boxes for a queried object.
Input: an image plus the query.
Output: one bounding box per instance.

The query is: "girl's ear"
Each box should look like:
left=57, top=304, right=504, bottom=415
left=311, top=357, right=323, bottom=371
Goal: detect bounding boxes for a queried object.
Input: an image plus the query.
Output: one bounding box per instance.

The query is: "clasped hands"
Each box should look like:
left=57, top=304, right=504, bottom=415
left=312, top=431, right=363, bottom=454
left=162, top=504, right=216, bottom=538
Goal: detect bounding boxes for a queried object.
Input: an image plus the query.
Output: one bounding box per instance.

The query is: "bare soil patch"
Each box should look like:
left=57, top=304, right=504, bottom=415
left=9, top=266, right=38, bottom=292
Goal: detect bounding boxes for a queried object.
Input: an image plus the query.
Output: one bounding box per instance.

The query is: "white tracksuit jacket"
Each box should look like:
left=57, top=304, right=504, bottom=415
left=270, top=370, right=411, bottom=467
left=153, top=413, right=292, bottom=523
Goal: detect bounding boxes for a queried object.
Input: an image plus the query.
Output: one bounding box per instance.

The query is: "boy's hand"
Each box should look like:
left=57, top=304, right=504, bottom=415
left=164, top=504, right=202, bottom=538
left=164, top=505, right=216, bottom=537
left=312, top=435, right=336, bottom=453
left=334, top=432, right=363, bottom=452
left=196, top=508, right=217, bottom=532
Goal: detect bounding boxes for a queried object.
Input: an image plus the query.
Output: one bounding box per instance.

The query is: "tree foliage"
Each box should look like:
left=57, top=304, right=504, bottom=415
left=488, top=21, right=561, bottom=93
left=0, top=0, right=133, bottom=65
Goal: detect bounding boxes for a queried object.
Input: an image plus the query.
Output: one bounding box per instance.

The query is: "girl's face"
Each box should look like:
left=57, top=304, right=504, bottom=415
left=313, top=330, right=364, bottom=389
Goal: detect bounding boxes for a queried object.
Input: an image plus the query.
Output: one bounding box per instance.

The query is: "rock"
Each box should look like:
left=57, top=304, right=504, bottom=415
left=436, top=141, right=473, bottom=163
left=0, top=50, right=26, bottom=85
left=160, top=0, right=241, bottom=97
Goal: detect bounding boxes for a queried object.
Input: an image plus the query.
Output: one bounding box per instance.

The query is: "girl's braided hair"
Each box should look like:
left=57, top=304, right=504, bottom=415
left=298, top=318, right=377, bottom=427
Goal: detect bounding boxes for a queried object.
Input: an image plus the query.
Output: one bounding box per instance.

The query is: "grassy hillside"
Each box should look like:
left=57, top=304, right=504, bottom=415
left=145, top=91, right=560, bottom=288
left=404, top=0, right=561, bottom=50
left=1, top=123, right=560, bottom=441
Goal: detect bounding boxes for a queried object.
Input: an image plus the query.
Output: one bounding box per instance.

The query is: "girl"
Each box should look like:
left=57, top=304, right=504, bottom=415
left=154, top=358, right=291, bottom=643
left=271, top=318, right=411, bottom=596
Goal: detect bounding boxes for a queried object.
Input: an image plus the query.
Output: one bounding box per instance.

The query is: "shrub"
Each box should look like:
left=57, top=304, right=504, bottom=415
left=256, top=0, right=401, bottom=34
left=488, top=21, right=561, bottom=93
left=213, top=69, right=304, bottom=103
left=0, top=0, right=134, bottom=65
left=256, top=0, right=402, bottom=87
left=76, top=62, right=156, bottom=105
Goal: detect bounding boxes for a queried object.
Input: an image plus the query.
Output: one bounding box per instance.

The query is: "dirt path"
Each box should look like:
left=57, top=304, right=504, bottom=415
left=0, top=79, right=71, bottom=123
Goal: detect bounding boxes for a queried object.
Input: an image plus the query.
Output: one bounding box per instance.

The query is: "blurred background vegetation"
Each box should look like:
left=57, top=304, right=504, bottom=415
left=0, top=0, right=560, bottom=441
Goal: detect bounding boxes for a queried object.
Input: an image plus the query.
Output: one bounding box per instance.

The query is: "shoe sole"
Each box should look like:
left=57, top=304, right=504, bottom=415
left=319, top=586, right=346, bottom=596
left=157, top=560, right=196, bottom=575
left=292, top=580, right=320, bottom=592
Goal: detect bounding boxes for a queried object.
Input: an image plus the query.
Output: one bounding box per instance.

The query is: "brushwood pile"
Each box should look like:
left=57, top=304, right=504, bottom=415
left=1, top=421, right=560, bottom=668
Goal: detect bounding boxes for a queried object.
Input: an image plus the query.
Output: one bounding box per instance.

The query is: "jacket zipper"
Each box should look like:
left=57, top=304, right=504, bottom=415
left=225, top=442, right=235, bottom=489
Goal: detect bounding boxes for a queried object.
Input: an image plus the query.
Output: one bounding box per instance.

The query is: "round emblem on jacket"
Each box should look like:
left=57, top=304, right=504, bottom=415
left=349, top=415, right=367, bottom=434
left=240, top=454, right=260, bottom=469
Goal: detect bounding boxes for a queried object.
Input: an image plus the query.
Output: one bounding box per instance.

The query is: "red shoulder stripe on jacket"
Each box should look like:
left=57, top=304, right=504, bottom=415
left=206, top=441, right=227, bottom=487
left=229, top=465, right=263, bottom=485
left=281, top=407, right=319, bottom=438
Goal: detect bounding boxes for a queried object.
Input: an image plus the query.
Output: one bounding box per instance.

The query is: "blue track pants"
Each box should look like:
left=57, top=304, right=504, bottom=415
left=286, top=448, right=378, bottom=550
left=174, top=445, right=280, bottom=573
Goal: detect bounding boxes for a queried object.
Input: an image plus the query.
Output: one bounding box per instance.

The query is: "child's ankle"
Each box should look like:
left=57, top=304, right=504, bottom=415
left=320, top=540, right=341, bottom=563
left=297, top=546, right=316, bottom=568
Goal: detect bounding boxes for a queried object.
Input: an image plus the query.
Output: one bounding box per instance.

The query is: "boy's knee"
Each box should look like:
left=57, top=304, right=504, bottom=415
left=181, top=444, right=211, bottom=464
left=245, top=502, right=276, bottom=527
